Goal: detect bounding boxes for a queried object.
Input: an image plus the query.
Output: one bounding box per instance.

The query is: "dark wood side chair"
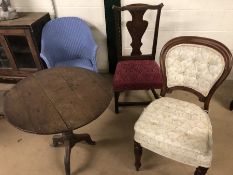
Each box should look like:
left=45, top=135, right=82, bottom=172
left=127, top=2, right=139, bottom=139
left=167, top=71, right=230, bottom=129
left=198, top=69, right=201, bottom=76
left=230, top=100, right=233, bottom=110
left=112, top=3, right=164, bottom=113
left=134, top=36, right=233, bottom=175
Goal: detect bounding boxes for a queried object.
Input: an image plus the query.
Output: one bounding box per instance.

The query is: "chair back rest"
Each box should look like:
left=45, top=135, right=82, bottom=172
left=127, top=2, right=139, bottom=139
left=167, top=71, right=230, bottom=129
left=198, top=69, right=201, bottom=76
left=40, top=17, right=97, bottom=69
left=160, top=36, right=232, bottom=110
left=113, top=3, right=163, bottom=61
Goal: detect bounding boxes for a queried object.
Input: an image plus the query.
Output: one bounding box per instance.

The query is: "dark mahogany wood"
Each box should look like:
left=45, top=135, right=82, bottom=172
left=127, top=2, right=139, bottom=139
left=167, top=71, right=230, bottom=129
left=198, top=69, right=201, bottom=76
left=4, top=67, right=112, bottom=175
left=112, top=3, right=163, bottom=113
left=0, top=12, right=50, bottom=80
left=160, top=36, right=233, bottom=111
left=134, top=141, right=142, bottom=171
left=126, top=8, right=148, bottom=56
left=194, top=167, right=209, bottom=175
left=114, top=91, right=120, bottom=113
left=151, top=88, right=160, bottom=99
left=118, top=101, right=151, bottom=106
left=113, top=3, right=163, bottom=60
left=230, top=100, right=233, bottom=111
left=114, top=89, right=159, bottom=113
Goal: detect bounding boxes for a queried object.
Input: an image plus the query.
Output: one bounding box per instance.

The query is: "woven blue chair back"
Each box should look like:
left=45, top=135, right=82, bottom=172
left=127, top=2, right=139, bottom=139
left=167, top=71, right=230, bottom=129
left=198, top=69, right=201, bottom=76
left=40, top=17, right=98, bottom=72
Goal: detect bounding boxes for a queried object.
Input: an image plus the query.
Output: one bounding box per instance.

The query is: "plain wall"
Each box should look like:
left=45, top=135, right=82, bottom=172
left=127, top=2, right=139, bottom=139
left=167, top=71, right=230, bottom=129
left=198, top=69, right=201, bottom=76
left=11, top=0, right=233, bottom=78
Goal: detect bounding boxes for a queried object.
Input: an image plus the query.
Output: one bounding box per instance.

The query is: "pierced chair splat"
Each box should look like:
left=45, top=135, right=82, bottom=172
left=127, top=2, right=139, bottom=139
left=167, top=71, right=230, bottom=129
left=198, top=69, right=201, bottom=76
left=112, top=3, right=164, bottom=113
left=134, top=36, right=233, bottom=175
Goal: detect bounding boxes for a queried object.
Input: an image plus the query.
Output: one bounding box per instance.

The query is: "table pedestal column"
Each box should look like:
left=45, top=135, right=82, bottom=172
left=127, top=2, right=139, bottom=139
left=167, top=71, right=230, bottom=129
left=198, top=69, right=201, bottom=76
left=52, top=131, right=96, bottom=175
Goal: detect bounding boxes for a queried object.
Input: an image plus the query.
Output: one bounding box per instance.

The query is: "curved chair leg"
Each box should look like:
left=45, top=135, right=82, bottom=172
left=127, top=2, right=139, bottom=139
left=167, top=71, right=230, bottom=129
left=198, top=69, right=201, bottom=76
left=114, top=91, right=120, bottom=113
left=194, top=166, right=208, bottom=175
left=151, top=89, right=159, bottom=99
left=230, top=100, right=233, bottom=111
left=134, top=141, right=142, bottom=171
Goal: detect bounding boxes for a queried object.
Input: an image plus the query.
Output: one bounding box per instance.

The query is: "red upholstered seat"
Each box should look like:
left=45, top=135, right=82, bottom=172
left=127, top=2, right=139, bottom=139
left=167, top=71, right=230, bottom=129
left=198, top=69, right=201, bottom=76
left=113, top=60, right=163, bottom=91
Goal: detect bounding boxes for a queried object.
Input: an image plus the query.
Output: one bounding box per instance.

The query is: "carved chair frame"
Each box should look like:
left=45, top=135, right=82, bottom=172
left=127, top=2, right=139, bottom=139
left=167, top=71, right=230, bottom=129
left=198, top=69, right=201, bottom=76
left=112, top=3, right=164, bottom=113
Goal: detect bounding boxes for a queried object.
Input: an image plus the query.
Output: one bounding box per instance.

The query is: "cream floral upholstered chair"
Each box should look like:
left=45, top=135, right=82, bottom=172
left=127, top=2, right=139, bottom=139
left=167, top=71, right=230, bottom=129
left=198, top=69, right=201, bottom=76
left=134, top=36, right=233, bottom=175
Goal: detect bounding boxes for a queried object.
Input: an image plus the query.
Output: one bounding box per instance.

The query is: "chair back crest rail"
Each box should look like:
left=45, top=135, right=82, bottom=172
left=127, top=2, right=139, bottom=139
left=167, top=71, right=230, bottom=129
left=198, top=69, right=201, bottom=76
left=160, top=36, right=233, bottom=110
left=112, top=3, right=163, bottom=61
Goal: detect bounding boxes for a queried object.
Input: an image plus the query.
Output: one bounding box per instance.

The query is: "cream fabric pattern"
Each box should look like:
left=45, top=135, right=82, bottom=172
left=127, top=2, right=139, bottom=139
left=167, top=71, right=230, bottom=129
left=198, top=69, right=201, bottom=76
left=134, top=97, right=213, bottom=167
left=166, top=44, right=225, bottom=96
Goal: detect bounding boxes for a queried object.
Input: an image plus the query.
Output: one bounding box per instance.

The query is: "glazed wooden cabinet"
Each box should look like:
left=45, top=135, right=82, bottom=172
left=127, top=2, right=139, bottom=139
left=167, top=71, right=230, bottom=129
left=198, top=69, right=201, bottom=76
left=0, top=12, right=50, bottom=80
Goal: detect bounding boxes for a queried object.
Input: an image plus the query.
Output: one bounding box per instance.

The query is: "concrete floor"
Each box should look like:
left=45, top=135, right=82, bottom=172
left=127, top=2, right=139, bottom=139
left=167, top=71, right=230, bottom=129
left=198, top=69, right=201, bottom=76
left=0, top=81, right=232, bottom=175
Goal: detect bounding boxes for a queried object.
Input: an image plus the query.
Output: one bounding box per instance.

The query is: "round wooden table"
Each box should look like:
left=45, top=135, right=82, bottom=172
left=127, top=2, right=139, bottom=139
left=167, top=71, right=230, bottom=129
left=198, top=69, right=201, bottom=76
left=3, top=67, right=112, bottom=175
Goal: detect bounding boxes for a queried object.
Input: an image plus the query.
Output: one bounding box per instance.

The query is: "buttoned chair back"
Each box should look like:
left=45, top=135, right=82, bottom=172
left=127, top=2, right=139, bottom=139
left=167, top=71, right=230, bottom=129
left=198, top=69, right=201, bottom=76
left=160, top=36, right=233, bottom=110
left=40, top=17, right=98, bottom=71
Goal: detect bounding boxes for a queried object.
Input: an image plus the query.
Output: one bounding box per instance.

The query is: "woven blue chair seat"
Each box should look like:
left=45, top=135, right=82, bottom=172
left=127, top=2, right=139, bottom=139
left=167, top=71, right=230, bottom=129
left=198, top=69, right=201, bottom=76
left=40, top=17, right=98, bottom=72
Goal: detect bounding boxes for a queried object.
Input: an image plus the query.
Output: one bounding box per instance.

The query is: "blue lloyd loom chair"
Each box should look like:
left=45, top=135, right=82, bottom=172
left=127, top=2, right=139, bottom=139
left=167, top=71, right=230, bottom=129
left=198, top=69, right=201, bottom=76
left=40, top=17, right=98, bottom=72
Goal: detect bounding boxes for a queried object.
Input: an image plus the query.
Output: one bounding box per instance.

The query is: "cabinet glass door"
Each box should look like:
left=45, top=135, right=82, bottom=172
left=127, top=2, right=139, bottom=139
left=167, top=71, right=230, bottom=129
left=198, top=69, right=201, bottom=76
left=6, top=36, right=36, bottom=68
left=0, top=43, right=10, bottom=68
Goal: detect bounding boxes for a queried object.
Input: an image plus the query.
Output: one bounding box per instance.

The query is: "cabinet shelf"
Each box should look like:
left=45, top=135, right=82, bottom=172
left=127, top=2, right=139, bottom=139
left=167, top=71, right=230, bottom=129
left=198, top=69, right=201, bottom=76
left=0, top=12, right=50, bottom=80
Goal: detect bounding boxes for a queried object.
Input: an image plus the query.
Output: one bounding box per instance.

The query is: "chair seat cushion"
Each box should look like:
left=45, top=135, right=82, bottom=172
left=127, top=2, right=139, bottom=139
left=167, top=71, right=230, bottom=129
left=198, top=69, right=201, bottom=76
left=134, top=97, right=213, bottom=167
left=113, top=60, right=162, bottom=91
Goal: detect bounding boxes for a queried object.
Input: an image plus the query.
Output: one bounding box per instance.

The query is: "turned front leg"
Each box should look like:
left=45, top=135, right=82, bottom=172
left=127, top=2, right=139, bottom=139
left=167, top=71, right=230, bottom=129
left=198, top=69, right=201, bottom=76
left=134, top=141, right=142, bottom=171
left=194, top=166, right=208, bottom=175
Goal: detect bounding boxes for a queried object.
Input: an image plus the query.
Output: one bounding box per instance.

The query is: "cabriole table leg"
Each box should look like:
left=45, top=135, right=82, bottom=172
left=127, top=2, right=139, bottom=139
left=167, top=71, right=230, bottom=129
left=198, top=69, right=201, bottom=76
left=52, top=130, right=96, bottom=175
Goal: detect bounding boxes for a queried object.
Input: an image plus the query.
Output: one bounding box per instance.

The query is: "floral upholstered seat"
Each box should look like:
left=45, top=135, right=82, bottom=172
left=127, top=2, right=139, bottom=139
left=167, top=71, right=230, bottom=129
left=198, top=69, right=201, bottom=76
left=135, top=97, right=212, bottom=167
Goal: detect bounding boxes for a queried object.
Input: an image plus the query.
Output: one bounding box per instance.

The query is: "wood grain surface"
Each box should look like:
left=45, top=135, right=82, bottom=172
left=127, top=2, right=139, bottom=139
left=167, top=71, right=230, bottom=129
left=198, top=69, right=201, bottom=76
left=3, top=67, right=112, bottom=134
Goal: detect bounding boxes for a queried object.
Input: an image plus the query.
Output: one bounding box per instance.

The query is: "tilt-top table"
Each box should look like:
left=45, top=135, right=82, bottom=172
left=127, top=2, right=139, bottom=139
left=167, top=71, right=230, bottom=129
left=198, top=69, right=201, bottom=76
left=3, top=67, right=112, bottom=175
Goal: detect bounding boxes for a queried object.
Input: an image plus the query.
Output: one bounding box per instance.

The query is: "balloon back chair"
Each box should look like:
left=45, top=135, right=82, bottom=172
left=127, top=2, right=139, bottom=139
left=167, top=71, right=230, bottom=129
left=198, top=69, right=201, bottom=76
left=134, top=36, right=233, bottom=175
left=40, top=17, right=98, bottom=72
left=112, top=3, right=164, bottom=113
